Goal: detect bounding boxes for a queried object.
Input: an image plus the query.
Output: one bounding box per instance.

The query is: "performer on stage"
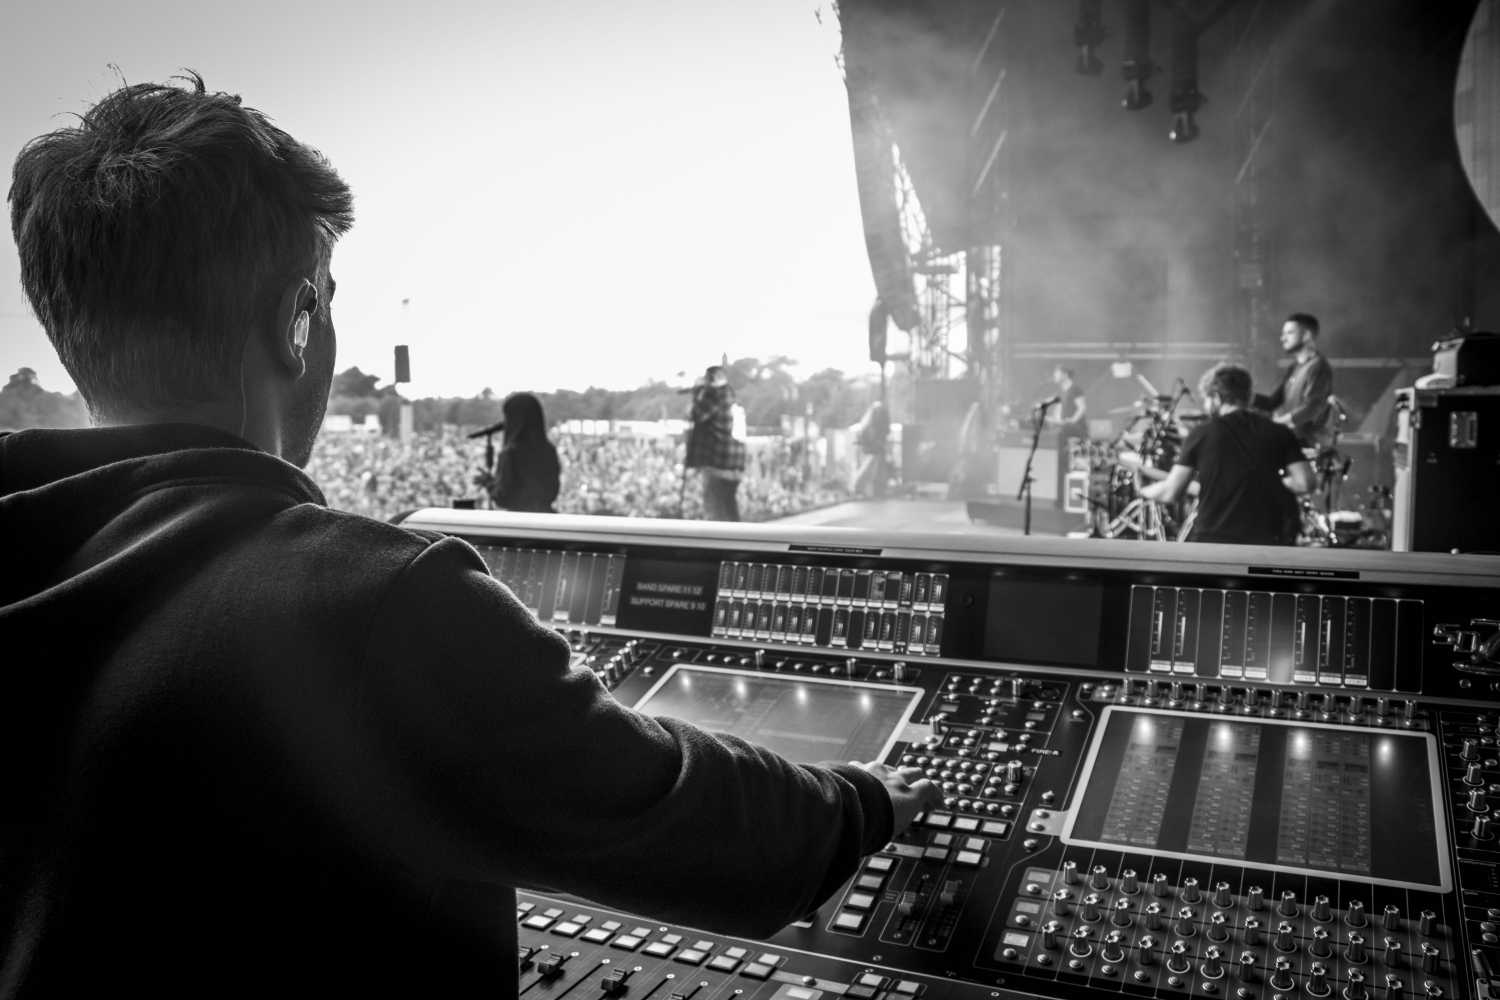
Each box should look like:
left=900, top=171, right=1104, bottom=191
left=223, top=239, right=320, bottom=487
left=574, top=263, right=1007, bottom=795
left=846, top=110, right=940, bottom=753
left=1140, top=363, right=1316, bottom=545
left=480, top=391, right=560, bottom=512
left=1046, top=364, right=1088, bottom=443
left=0, top=75, right=938, bottom=998
left=684, top=365, right=746, bottom=521
left=852, top=400, right=891, bottom=498
left=1254, top=312, right=1335, bottom=448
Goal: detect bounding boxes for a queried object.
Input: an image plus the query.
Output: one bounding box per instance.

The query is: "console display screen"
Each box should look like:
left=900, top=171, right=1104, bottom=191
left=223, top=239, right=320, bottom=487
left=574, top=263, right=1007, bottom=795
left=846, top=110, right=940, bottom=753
left=1063, top=707, right=1450, bottom=890
left=633, top=666, right=924, bottom=764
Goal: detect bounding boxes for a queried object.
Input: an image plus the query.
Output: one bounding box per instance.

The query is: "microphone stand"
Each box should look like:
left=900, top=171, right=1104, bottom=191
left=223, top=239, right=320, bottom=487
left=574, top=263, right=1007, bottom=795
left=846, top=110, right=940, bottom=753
left=1017, top=399, right=1057, bottom=536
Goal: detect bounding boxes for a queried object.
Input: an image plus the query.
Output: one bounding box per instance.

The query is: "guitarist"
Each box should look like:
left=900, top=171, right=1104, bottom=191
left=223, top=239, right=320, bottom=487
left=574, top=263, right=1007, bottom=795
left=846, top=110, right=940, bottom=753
left=1254, top=312, right=1336, bottom=449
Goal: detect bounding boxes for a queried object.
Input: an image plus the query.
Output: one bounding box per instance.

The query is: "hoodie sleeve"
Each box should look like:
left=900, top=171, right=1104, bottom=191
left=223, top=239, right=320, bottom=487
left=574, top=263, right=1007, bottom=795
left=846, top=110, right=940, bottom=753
left=353, top=537, right=893, bottom=938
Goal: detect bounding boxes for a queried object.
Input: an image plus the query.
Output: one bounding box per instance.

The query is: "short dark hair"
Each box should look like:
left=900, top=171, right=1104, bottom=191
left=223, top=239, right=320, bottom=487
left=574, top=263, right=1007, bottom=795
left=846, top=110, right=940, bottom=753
left=9, top=73, right=354, bottom=417
left=1054, top=364, right=1074, bottom=379
left=1199, top=363, right=1253, bottom=407
left=1286, top=312, right=1320, bottom=336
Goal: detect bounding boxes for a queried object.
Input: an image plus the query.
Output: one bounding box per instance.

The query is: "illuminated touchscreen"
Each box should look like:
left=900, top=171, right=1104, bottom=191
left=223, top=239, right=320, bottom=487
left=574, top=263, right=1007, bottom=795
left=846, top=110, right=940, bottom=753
left=1063, top=707, right=1450, bottom=890
left=633, top=666, right=924, bottom=765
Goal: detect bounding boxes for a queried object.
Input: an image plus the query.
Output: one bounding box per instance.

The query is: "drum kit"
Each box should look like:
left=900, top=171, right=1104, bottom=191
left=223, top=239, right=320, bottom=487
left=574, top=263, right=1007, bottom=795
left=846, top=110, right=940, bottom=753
left=1088, top=391, right=1197, bottom=541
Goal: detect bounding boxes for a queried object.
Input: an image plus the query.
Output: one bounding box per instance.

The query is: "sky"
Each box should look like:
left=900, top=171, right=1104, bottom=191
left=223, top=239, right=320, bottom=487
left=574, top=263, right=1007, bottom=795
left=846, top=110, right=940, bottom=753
left=0, top=0, right=878, bottom=400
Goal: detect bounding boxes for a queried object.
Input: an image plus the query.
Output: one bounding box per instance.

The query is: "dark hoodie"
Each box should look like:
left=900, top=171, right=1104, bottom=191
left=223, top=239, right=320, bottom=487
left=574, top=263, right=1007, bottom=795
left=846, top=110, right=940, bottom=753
left=0, top=423, right=892, bottom=999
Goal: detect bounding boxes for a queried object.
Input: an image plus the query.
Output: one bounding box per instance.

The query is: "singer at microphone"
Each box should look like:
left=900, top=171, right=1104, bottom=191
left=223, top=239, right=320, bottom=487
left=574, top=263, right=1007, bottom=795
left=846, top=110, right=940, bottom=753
left=1044, top=364, right=1088, bottom=443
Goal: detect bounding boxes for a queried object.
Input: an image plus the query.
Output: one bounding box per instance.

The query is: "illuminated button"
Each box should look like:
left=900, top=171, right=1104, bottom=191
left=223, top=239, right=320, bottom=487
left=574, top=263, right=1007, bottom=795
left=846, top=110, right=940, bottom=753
left=924, top=813, right=954, bottom=829
left=955, top=850, right=983, bottom=867
left=834, top=911, right=867, bottom=932
left=865, top=856, right=895, bottom=873
left=691, top=940, right=713, bottom=950
left=964, top=837, right=986, bottom=851
left=923, top=846, right=950, bottom=862
left=517, top=901, right=535, bottom=914
left=581, top=928, right=613, bottom=944
left=723, top=947, right=747, bottom=960
left=659, top=934, right=683, bottom=945
left=893, top=981, right=925, bottom=996
left=673, top=949, right=706, bottom=965
left=952, top=816, right=980, bottom=832
left=543, top=908, right=565, bottom=918
left=642, top=941, right=675, bottom=958
left=757, top=953, right=784, bottom=967
left=930, top=832, right=954, bottom=847
left=551, top=921, right=583, bottom=937
left=706, top=956, right=741, bottom=973
left=856, top=874, right=886, bottom=891
left=522, top=914, right=555, bottom=930
left=601, top=921, right=623, bottom=932
left=845, top=891, right=877, bottom=911
left=857, top=974, right=891, bottom=990
left=741, top=963, right=774, bottom=980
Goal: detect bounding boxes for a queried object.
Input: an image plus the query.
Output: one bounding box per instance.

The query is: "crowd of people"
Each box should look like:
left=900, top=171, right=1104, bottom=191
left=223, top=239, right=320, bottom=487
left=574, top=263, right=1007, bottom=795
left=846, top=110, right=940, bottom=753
left=305, top=424, right=851, bottom=523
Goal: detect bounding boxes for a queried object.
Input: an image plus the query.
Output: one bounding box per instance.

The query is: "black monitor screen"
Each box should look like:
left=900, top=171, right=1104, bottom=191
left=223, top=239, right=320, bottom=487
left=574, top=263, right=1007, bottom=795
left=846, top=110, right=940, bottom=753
left=632, top=666, right=923, bottom=765
left=1063, top=707, right=1450, bottom=890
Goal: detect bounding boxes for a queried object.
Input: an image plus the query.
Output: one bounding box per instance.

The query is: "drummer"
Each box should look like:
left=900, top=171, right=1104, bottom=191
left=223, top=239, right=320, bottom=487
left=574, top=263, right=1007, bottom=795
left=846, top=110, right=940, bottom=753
left=1139, top=363, right=1316, bottom=546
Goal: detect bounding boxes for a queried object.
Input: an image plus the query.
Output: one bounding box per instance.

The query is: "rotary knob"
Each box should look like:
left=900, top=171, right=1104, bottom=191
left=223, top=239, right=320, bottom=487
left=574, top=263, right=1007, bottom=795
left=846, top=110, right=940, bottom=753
left=1207, top=912, right=1230, bottom=943
left=1052, top=889, right=1073, bottom=916
left=1475, top=814, right=1494, bottom=840
left=1080, top=893, right=1102, bottom=923
left=1308, top=962, right=1332, bottom=998
left=1347, top=900, right=1368, bottom=927
left=1062, top=860, right=1080, bottom=885
left=1202, top=945, right=1225, bottom=980
left=1166, top=941, right=1191, bottom=975
left=1101, top=931, right=1126, bottom=965
left=1145, top=903, right=1165, bottom=931
left=1213, top=881, right=1234, bottom=909
left=1238, top=950, right=1258, bottom=983
left=1275, top=920, right=1296, bottom=952
left=1181, top=877, right=1202, bottom=904
left=1383, top=904, right=1401, bottom=931
left=1175, top=907, right=1197, bottom=938
left=1313, top=894, right=1332, bottom=922
left=1346, top=932, right=1368, bottom=964
left=1091, top=864, right=1111, bottom=891
left=1270, top=957, right=1296, bottom=992
left=1112, top=899, right=1134, bottom=927
left=1418, top=910, right=1438, bottom=936
left=1469, top=787, right=1489, bottom=813
left=1382, top=974, right=1404, bottom=1000
left=1420, top=942, right=1441, bottom=974
left=1346, top=969, right=1368, bottom=1000
left=1279, top=890, right=1299, bottom=918
left=1468, top=762, right=1487, bottom=786
left=1244, top=916, right=1262, bottom=946
left=1461, top=738, right=1480, bottom=761
left=1384, top=937, right=1403, bottom=968
left=1309, top=926, right=1332, bottom=959
left=1152, top=872, right=1171, bottom=897
left=1138, top=935, right=1157, bottom=966
left=1247, top=885, right=1265, bottom=911
left=1040, top=919, right=1062, bottom=950
left=1069, top=926, right=1093, bottom=959
left=1121, top=868, right=1140, bottom=895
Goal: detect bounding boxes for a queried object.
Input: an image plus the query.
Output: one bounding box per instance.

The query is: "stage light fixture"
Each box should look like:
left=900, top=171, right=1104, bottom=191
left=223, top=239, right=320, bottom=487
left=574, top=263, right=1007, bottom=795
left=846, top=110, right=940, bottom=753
left=1120, top=0, right=1152, bottom=110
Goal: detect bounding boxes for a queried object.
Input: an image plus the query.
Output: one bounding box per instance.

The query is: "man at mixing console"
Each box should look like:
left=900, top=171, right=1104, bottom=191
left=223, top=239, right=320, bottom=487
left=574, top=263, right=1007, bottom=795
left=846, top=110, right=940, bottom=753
left=0, top=75, right=941, bottom=997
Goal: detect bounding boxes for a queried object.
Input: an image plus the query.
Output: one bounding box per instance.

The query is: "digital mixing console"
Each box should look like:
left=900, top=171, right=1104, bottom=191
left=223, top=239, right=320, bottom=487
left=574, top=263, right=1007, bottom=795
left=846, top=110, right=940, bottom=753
left=401, top=510, right=1500, bottom=1000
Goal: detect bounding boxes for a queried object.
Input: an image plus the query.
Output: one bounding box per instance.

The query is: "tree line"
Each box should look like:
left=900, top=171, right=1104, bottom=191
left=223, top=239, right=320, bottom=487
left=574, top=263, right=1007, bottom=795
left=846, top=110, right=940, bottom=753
left=3, top=358, right=895, bottom=435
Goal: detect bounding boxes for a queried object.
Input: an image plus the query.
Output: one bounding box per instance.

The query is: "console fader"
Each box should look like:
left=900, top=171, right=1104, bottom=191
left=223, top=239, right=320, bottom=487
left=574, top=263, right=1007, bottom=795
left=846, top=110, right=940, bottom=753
left=400, top=510, right=1500, bottom=1000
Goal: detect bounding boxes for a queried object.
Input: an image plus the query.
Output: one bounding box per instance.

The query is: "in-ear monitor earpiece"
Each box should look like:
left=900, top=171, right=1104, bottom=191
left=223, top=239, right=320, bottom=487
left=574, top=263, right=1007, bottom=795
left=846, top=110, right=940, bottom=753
left=293, top=310, right=310, bottom=351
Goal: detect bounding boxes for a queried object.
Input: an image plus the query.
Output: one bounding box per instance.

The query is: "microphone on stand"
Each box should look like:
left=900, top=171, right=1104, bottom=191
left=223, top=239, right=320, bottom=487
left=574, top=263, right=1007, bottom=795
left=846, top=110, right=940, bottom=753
left=466, top=419, right=506, bottom=440
left=1036, top=395, right=1062, bottom=409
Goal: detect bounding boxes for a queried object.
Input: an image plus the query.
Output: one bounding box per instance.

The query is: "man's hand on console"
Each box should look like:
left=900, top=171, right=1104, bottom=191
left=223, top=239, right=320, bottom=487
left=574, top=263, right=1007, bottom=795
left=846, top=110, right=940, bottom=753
left=858, top=762, right=944, bottom=837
